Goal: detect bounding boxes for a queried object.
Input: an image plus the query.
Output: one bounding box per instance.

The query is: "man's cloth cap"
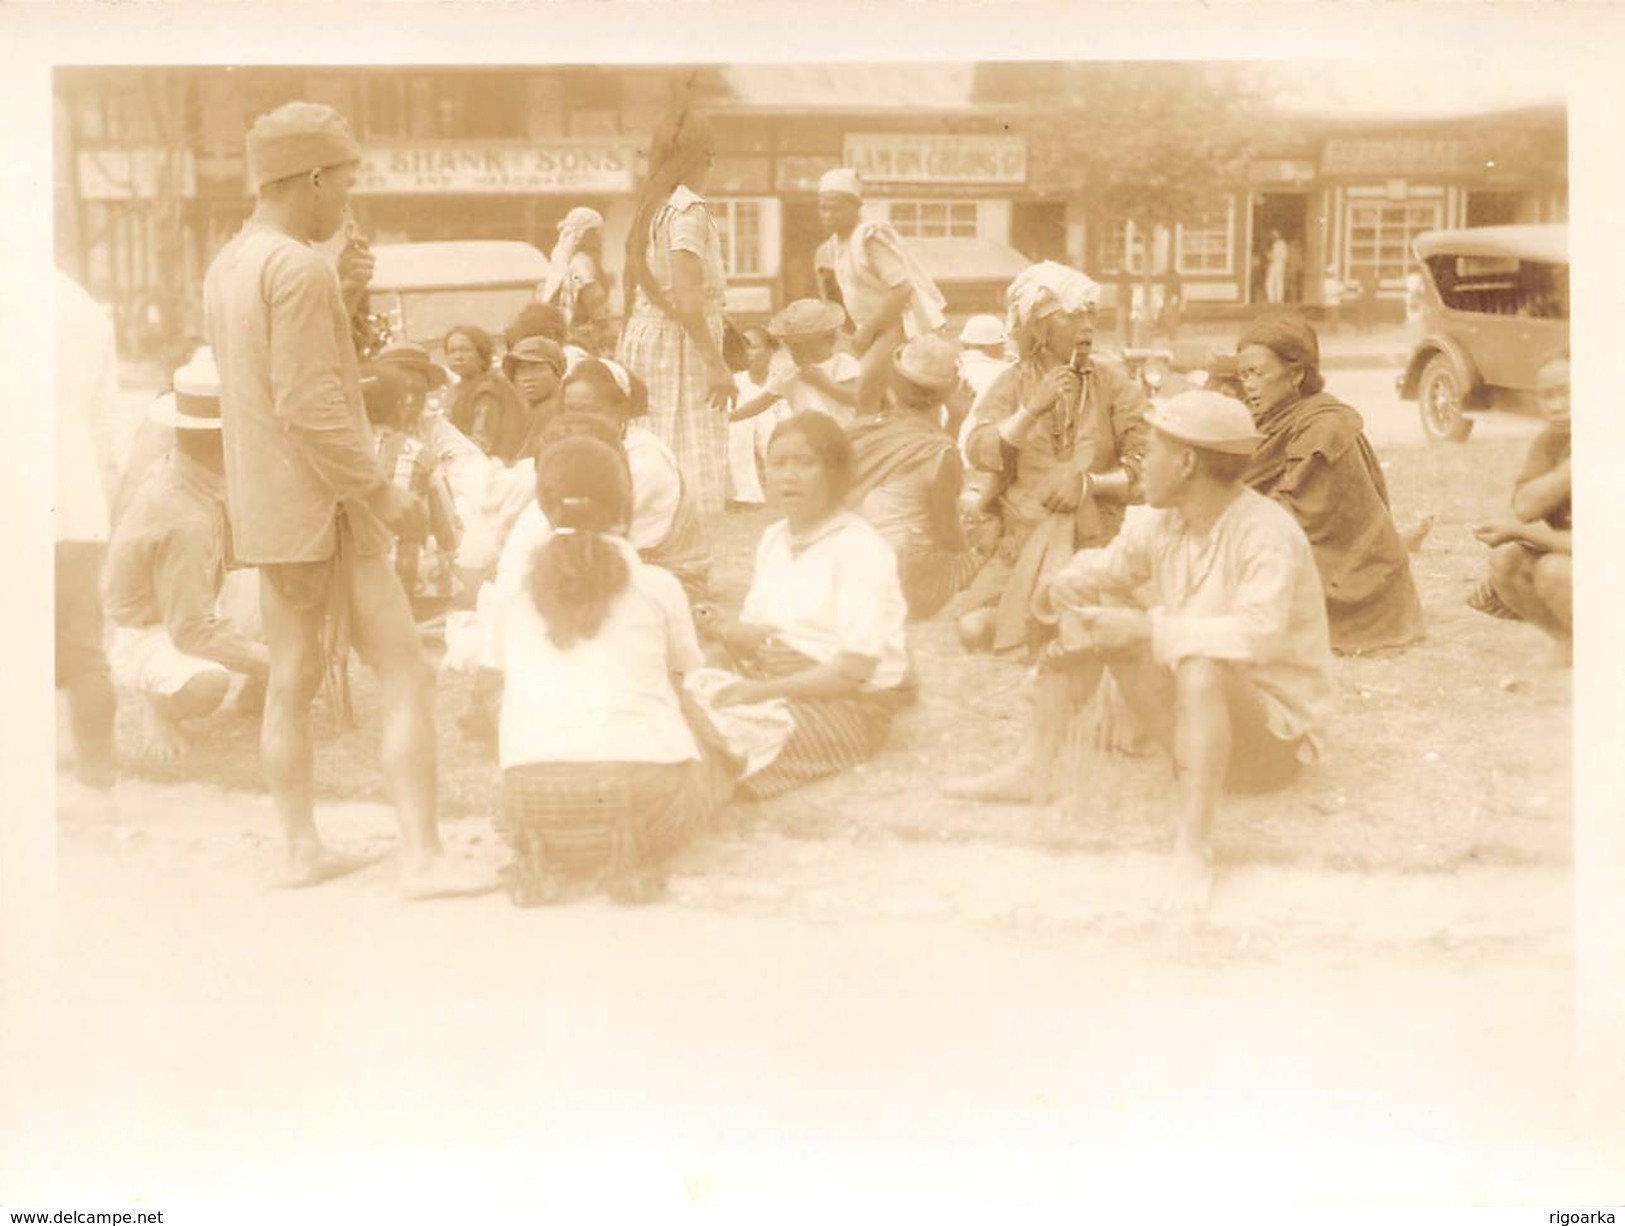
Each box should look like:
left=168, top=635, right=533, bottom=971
left=149, top=347, right=222, bottom=429
left=503, top=334, right=567, bottom=376
left=1146, top=389, right=1265, bottom=457
left=893, top=334, right=962, bottom=394
left=768, top=298, right=845, bottom=339
left=818, top=168, right=863, bottom=199
left=247, top=101, right=362, bottom=190
left=375, top=342, right=449, bottom=389
left=959, top=313, right=1007, bottom=347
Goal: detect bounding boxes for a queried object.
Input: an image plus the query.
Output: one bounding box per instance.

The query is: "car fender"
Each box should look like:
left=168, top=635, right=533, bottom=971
left=1397, top=335, right=1481, bottom=401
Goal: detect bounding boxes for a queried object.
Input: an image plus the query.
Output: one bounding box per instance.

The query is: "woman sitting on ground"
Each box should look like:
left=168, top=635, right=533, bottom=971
left=443, top=324, right=527, bottom=461
left=482, top=434, right=736, bottom=906
left=846, top=334, right=977, bottom=620
left=697, top=411, right=912, bottom=800
left=1235, top=314, right=1425, bottom=655
left=558, top=356, right=712, bottom=601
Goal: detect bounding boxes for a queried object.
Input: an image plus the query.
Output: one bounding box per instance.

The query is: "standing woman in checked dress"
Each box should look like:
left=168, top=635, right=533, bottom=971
left=616, top=110, right=736, bottom=515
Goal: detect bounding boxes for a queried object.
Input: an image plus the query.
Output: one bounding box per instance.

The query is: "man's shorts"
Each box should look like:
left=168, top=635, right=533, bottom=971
left=258, top=513, right=361, bottom=615
left=107, top=624, right=229, bottom=698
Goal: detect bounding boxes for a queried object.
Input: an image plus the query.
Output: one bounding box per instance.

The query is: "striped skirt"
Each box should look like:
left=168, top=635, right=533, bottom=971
left=735, top=642, right=911, bottom=801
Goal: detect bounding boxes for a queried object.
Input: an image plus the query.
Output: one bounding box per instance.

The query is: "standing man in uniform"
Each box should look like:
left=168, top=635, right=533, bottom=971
left=815, top=168, right=948, bottom=416
left=204, top=101, right=470, bottom=896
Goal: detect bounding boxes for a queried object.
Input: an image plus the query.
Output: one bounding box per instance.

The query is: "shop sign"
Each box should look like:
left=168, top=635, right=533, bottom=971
left=78, top=148, right=197, bottom=200
left=352, top=142, right=636, bottom=196
left=844, top=133, right=1027, bottom=186
left=1247, top=158, right=1317, bottom=186
left=1320, top=137, right=1473, bottom=178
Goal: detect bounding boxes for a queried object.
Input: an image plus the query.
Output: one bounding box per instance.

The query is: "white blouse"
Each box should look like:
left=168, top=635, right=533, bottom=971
left=487, top=535, right=705, bottom=769
left=740, top=511, right=910, bottom=691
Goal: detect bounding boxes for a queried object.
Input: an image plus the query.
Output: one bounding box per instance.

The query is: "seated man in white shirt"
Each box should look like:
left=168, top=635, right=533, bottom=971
left=944, top=391, right=1335, bottom=913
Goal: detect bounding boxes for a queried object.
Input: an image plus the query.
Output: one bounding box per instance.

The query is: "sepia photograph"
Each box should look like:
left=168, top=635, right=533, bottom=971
left=4, top=1, right=1623, bottom=1216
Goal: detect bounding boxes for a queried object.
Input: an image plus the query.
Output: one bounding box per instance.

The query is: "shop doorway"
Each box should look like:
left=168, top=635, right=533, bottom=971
left=1250, top=192, right=1309, bottom=305
left=781, top=200, right=830, bottom=306
left=1010, top=201, right=1068, bottom=263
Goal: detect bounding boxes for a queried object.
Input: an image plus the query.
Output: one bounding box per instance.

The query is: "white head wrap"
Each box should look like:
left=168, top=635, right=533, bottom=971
left=1005, top=260, right=1101, bottom=342
left=818, top=167, right=863, bottom=199
left=540, top=206, right=606, bottom=306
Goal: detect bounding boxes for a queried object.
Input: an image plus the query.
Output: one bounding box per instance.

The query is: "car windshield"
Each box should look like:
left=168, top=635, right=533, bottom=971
left=370, top=286, right=542, bottom=356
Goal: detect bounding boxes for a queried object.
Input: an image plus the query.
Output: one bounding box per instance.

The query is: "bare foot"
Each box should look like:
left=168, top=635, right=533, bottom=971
left=137, top=701, right=191, bottom=764
left=398, top=851, right=493, bottom=901
left=273, top=843, right=374, bottom=889
left=1159, top=847, right=1214, bottom=916
left=1399, top=515, right=1435, bottom=554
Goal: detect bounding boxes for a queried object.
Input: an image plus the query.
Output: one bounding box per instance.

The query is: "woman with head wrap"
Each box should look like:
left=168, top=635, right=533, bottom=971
left=1235, top=314, right=1424, bottom=654
left=954, top=261, right=1150, bottom=657
left=539, top=206, right=616, bottom=354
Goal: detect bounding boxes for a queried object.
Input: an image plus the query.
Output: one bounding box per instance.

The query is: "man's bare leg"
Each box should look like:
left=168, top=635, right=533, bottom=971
left=347, top=554, right=481, bottom=898
left=1491, top=543, right=1571, bottom=650
left=1162, top=657, right=1233, bottom=914
left=1532, top=553, right=1573, bottom=663
left=258, top=582, right=359, bottom=886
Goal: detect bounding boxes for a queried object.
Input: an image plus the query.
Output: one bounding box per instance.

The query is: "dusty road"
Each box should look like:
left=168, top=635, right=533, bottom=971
left=1, top=779, right=1604, bottom=1208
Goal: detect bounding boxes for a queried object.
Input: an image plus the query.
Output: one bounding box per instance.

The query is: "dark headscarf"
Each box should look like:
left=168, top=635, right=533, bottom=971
left=1237, top=313, right=1325, bottom=397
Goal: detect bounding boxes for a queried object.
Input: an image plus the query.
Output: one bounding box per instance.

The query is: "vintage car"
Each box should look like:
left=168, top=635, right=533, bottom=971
left=1396, top=223, right=1568, bottom=442
left=364, top=239, right=553, bottom=359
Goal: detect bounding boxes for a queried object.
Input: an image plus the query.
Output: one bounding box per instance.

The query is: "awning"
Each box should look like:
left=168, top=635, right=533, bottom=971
left=902, top=236, right=1031, bottom=285
left=369, top=240, right=552, bottom=292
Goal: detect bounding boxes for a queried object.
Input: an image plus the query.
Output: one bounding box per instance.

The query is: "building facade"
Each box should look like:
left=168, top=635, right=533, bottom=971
left=54, top=65, right=1567, bottom=356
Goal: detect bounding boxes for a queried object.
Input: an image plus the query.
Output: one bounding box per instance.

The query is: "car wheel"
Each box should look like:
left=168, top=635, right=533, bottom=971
left=1418, top=354, right=1474, bottom=443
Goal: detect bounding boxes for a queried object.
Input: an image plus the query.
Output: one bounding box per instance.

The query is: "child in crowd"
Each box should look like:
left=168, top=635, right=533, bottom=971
left=362, top=365, right=463, bottom=618
left=727, top=326, right=786, bottom=509
left=732, top=299, right=860, bottom=429
left=494, top=335, right=568, bottom=464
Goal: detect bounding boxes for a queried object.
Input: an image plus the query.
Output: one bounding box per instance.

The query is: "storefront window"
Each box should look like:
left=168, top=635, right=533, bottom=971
left=1176, top=199, right=1234, bottom=275
left=888, top=201, right=978, bottom=239
left=1345, top=200, right=1442, bottom=284
left=715, top=199, right=765, bottom=277
left=1100, top=221, right=1147, bottom=275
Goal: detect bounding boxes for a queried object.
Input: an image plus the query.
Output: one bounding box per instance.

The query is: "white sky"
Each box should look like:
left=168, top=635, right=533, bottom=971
left=1261, top=60, right=1566, bottom=118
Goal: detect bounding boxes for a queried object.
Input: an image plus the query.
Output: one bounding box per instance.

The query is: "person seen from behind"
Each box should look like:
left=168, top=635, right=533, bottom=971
left=482, top=434, right=736, bottom=906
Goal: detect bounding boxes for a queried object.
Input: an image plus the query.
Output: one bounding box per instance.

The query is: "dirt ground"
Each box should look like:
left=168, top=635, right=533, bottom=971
left=11, top=420, right=1595, bottom=1208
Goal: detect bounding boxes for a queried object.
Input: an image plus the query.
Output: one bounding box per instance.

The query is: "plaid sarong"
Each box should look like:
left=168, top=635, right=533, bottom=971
left=498, top=692, right=740, bottom=882
left=619, top=312, right=729, bottom=516
left=734, top=642, right=910, bottom=801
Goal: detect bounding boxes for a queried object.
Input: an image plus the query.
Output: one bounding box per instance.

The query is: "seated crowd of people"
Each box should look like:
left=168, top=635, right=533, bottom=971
left=70, top=103, right=1572, bottom=915
left=92, top=279, right=1573, bottom=916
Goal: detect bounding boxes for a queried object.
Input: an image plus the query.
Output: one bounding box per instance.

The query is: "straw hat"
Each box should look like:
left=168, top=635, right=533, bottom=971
left=892, top=334, right=962, bottom=394
left=375, top=342, right=449, bottom=389
left=148, top=347, right=222, bottom=430
left=958, top=314, right=1007, bottom=348
left=767, top=298, right=846, bottom=340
